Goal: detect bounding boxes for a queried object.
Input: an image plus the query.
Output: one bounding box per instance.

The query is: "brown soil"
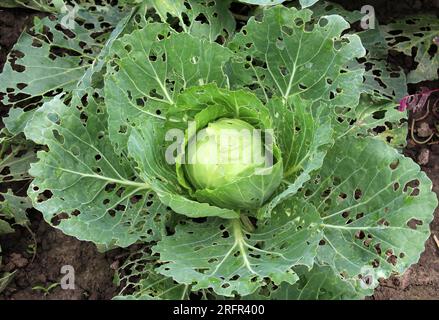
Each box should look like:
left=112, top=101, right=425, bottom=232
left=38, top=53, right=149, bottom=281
left=0, top=2, right=438, bottom=300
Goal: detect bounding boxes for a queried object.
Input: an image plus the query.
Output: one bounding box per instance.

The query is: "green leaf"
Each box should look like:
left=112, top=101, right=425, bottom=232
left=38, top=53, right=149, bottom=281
left=0, top=0, right=59, bottom=12
left=143, top=0, right=236, bottom=42
left=0, top=141, right=36, bottom=185
left=0, top=272, right=16, bottom=294
left=114, top=249, right=189, bottom=300
left=356, top=27, right=407, bottom=101
left=153, top=200, right=322, bottom=297
left=0, top=220, right=15, bottom=235
left=105, top=25, right=233, bottom=153
left=0, top=190, right=32, bottom=227
left=4, top=108, right=37, bottom=136
left=237, top=0, right=285, bottom=5
left=383, top=15, right=439, bottom=83
left=303, top=136, right=437, bottom=284
left=23, top=95, right=170, bottom=248
left=0, top=5, right=132, bottom=134
left=336, top=94, right=407, bottom=149
left=259, top=96, right=333, bottom=217
left=227, top=6, right=366, bottom=107
left=127, top=119, right=239, bottom=219
left=247, top=265, right=370, bottom=300
left=0, top=133, right=35, bottom=240
left=299, top=0, right=320, bottom=8
left=310, top=2, right=407, bottom=101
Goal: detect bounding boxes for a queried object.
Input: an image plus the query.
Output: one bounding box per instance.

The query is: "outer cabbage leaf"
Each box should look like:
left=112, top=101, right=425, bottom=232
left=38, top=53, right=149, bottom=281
left=311, top=1, right=407, bottom=101
left=0, top=133, right=35, bottom=234
left=259, top=96, right=333, bottom=217
left=302, top=136, right=437, bottom=285
left=0, top=7, right=125, bottom=106
left=105, top=24, right=233, bottom=153
left=384, top=15, right=439, bottom=83
left=246, top=265, right=371, bottom=300
left=335, top=94, right=407, bottom=149
left=227, top=6, right=366, bottom=107
left=153, top=200, right=323, bottom=297
left=1, top=5, right=133, bottom=134
left=142, top=0, right=236, bottom=42
left=23, top=95, right=170, bottom=248
left=114, top=249, right=189, bottom=300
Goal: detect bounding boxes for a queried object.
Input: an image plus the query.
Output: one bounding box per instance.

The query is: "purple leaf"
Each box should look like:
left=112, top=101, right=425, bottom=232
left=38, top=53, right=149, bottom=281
left=398, top=88, right=439, bottom=112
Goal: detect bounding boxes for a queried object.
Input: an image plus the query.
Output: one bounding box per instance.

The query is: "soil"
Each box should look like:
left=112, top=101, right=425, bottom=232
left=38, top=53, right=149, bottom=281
left=0, top=1, right=438, bottom=300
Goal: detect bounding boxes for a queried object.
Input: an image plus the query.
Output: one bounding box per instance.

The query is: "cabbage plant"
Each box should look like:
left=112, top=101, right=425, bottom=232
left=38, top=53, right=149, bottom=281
left=1, top=1, right=437, bottom=300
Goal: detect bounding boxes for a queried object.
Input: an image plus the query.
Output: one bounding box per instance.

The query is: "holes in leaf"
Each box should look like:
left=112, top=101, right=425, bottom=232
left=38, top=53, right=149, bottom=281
left=319, top=239, right=326, bottom=246
left=298, top=83, right=307, bottom=90
left=403, top=179, right=420, bottom=192
left=363, top=236, right=372, bottom=247
left=221, top=230, right=230, bottom=238
left=115, top=204, right=126, bottom=212
left=276, top=38, right=285, bottom=50
left=130, top=195, right=143, bottom=204
left=387, top=254, right=397, bottom=266
left=80, top=111, right=88, bottom=126
left=362, top=275, right=373, bottom=285
left=116, top=187, right=125, bottom=197
left=279, top=65, right=288, bottom=76
left=108, top=209, right=116, bottom=217
left=149, top=89, right=164, bottom=100
left=51, top=212, right=69, bottom=226
left=406, top=218, right=423, bottom=230
left=105, top=183, right=116, bottom=193
left=378, top=218, right=390, bottom=227
left=393, top=182, right=400, bottom=191
left=354, top=189, right=362, bottom=200
left=71, top=145, right=80, bottom=156
left=355, top=212, right=364, bottom=220
left=190, top=56, right=199, bottom=64
left=319, top=18, right=328, bottom=28
left=281, top=25, right=293, bottom=36
left=37, top=189, right=53, bottom=203
left=136, top=98, right=145, bottom=107
left=389, top=159, right=399, bottom=170
left=124, top=44, right=132, bottom=53
left=47, top=112, right=61, bottom=125
left=355, top=230, right=365, bottom=239
left=16, top=83, right=27, bottom=90
left=374, top=243, right=382, bottom=255
left=119, top=125, right=128, bottom=134
left=304, top=21, right=314, bottom=32
left=93, top=167, right=102, bottom=174
left=326, top=78, right=333, bottom=85
left=52, top=130, right=64, bottom=144
left=208, top=258, right=218, bottom=264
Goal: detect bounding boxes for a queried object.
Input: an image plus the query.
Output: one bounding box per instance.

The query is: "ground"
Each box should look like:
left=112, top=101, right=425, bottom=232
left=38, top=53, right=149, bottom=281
left=0, top=1, right=438, bottom=300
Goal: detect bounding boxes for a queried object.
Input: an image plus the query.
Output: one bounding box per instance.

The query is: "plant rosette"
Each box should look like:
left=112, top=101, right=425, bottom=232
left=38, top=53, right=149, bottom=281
left=2, top=3, right=434, bottom=299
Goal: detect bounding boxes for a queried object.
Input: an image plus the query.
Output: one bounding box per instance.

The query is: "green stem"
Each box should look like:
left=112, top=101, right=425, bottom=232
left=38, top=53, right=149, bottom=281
left=240, top=214, right=255, bottom=233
